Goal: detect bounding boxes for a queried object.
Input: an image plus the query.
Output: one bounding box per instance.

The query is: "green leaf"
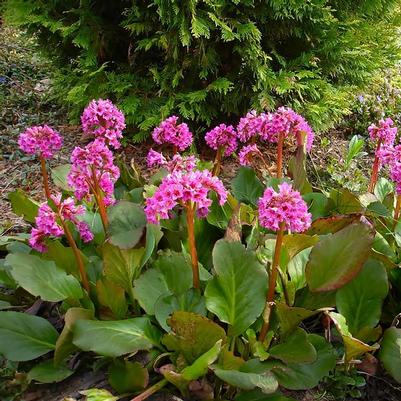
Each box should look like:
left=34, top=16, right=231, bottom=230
left=55, top=307, right=94, bottom=364
left=336, top=260, right=388, bottom=340
left=328, top=189, right=364, bottom=214
left=140, top=224, right=163, bottom=267
left=8, top=189, right=39, bottom=223
left=231, top=167, right=264, bottom=205
left=155, top=289, right=206, bottom=332
left=275, top=303, right=318, bottom=335
left=80, top=389, right=118, bottom=401
left=6, top=253, right=83, bottom=302
left=272, top=334, right=336, bottom=390
left=96, top=278, right=128, bottom=319
left=163, top=311, right=226, bottom=364
left=269, top=328, right=317, bottom=364
left=379, top=327, right=401, bottom=383
left=205, top=240, right=267, bottom=336
left=181, top=340, right=222, bottom=380
left=306, top=221, right=374, bottom=292
left=282, top=234, right=319, bottom=261
left=107, top=201, right=146, bottom=249
left=374, top=178, right=394, bottom=203
left=73, top=317, right=161, bottom=357
left=307, top=214, right=362, bottom=235
left=328, top=312, right=378, bottom=366
left=214, top=368, right=278, bottom=394
left=133, top=251, right=193, bottom=315
left=42, top=240, right=84, bottom=276
left=108, top=360, right=149, bottom=393
left=236, top=390, right=296, bottom=401
left=0, top=311, right=58, bottom=361
left=102, top=242, right=144, bottom=293
left=51, top=164, right=72, bottom=191
left=28, top=360, right=73, bottom=383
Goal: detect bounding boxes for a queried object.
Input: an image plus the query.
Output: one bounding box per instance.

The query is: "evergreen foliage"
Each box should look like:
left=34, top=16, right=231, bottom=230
left=3, top=0, right=401, bottom=141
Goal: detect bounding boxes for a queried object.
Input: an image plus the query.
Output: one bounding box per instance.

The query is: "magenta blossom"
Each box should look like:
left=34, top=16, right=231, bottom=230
left=261, top=107, right=314, bottom=151
left=390, top=162, right=401, bottom=194
left=237, top=110, right=264, bottom=142
left=147, top=149, right=197, bottom=173
left=81, top=99, right=125, bottom=149
left=239, top=144, right=262, bottom=166
left=145, top=169, right=227, bottom=224
left=368, top=118, right=397, bottom=146
left=29, top=194, right=93, bottom=252
left=68, top=140, right=120, bottom=206
left=258, top=182, right=311, bottom=232
left=152, top=116, right=193, bottom=151
left=18, top=125, right=63, bottom=159
left=205, top=124, right=238, bottom=156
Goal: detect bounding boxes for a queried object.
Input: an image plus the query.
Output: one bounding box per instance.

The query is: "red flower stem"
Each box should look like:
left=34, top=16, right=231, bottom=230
left=59, top=216, right=90, bottom=293
left=212, top=147, right=224, bottom=176
left=91, top=167, right=109, bottom=232
left=394, top=194, right=401, bottom=223
left=259, top=222, right=285, bottom=342
left=130, top=379, right=168, bottom=401
left=186, top=202, right=200, bottom=289
left=276, top=132, right=284, bottom=179
left=368, top=138, right=383, bottom=193
left=39, top=156, right=51, bottom=201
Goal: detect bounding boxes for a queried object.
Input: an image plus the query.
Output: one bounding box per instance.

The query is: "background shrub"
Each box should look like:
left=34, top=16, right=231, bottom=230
left=3, top=0, right=401, bottom=141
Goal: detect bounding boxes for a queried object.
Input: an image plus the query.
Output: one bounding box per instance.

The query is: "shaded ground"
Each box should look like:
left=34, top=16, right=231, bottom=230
left=2, top=25, right=397, bottom=401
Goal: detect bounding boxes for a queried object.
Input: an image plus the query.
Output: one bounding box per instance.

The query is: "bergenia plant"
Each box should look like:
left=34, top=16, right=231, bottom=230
left=81, top=98, right=125, bottom=149
left=18, top=125, right=63, bottom=200
left=205, top=123, right=237, bottom=175
left=368, top=117, right=397, bottom=192
left=257, top=182, right=311, bottom=341
left=29, top=193, right=93, bottom=292
left=145, top=161, right=227, bottom=288
left=68, top=140, right=120, bottom=231
left=5, top=103, right=401, bottom=401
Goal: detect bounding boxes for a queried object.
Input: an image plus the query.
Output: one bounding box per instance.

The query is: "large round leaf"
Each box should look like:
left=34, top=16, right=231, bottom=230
left=102, top=242, right=144, bottom=292
left=133, top=251, right=193, bottom=315
left=305, top=221, right=374, bottom=292
left=0, top=312, right=58, bottom=361
left=231, top=167, right=264, bottom=206
left=6, top=253, right=83, bottom=301
left=214, top=369, right=278, bottom=394
left=72, top=317, right=161, bottom=357
left=205, top=240, right=267, bottom=336
left=272, top=334, right=336, bottom=390
left=107, top=201, right=146, bottom=249
left=28, top=361, right=73, bottom=383
left=379, top=327, right=401, bottom=383
left=336, top=259, right=388, bottom=340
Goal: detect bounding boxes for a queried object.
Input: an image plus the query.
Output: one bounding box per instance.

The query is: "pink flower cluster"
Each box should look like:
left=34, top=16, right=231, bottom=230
left=368, top=117, right=397, bottom=145
left=152, top=116, right=193, bottom=151
left=29, top=194, right=93, bottom=252
left=68, top=140, right=120, bottom=206
left=81, top=99, right=125, bottom=149
left=237, top=110, right=263, bottom=142
left=145, top=170, right=227, bottom=224
left=205, top=124, right=238, bottom=156
left=18, top=125, right=63, bottom=159
left=377, top=144, right=401, bottom=194
left=258, top=182, right=311, bottom=232
left=147, top=149, right=197, bottom=173
left=239, top=144, right=262, bottom=166
left=261, top=107, right=314, bottom=151
left=236, top=108, right=314, bottom=151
